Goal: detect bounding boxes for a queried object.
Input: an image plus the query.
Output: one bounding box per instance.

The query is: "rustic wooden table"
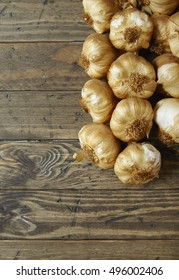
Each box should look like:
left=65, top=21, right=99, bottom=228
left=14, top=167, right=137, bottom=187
left=0, top=0, right=179, bottom=260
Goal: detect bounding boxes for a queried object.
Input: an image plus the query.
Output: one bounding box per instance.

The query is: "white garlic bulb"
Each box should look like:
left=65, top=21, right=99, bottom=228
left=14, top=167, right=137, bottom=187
left=82, top=0, right=119, bottom=34
left=80, top=79, right=117, bottom=124
left=78, top=123, right=121, bottom=169
left=110, top=98, right=154, bottom=142
left=114, top=142, right=161, bottom=185
left=108, top=52, right=157, bottom=99
left=167, top=12, right=179, bottom=58
left=79, top=33, right=118, bottom=79
left=153, top=53, right=179, bottom=98
left=150, top=14, right=171, bottom=55
left=154, top=98, right=179, bottom=145
left=109, top=8, right=153, bottom=51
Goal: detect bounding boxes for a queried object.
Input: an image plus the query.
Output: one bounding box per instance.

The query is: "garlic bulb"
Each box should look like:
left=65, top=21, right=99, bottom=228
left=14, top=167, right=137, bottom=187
left=79, top=33, right=118, bottom=79
left=80, top=79, right=117, bottom=123
left=82, top=0, right=119, bottom=34
left=154, top=98, right=179, bottom=145
left=167, top=12, right=179, bottom=58
left=150, top=14, right=171, bottom=55
left=153, top=53, right=179, bottom=98
left=78, top=123, right=121, bottom=169
left=109, top=8, right=153, bottom=51
left=129, top=0, right=178, bottom=15
left=114, top=142, right=161, bottom=185
left=110, top=98, right=154, bottom=142
left=108, top=52, right=157, bottom=99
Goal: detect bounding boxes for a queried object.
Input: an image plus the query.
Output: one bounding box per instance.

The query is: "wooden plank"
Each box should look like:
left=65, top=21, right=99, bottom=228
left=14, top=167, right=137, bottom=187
left=0, top=142, right=178, bottom=190
left=0, top=189, right=179, bottom=239
left=0, top=42, right=88, bottom=91
left=0, top=91, right=90, bottom=140
left=0, top=240, right=179, bottom=260
left=0, top=0, right=91, bottom=42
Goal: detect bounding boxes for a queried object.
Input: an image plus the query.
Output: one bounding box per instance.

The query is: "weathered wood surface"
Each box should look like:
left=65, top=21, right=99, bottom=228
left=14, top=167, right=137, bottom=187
left=0, top=142, right=178, bottom=190
left=0, top=91, right=90, bottom=140
left=0, top=190, right=179, bottom=239
left=0, top=0, right=91, bottom=42
left=1, top=240, right=179, bottom=260
left=0, top=42, right=88, bottom=91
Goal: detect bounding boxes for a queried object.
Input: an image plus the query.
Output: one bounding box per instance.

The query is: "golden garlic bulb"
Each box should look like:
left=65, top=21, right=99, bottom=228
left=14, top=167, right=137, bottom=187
left=167, top=12, right=179, bottom=58
left=110, top=98, right=154, bottom=142
left=114, top=142, right=161, bottom=185
left=154, top=98, right=179, bottom=145
left=129, top=0, right=178, bottom=15
left=80, top=79, right=117, bottom=124
left=108, top=52, right=157, bottom=99
left=78, top=123, right=121, bottom=169
left=109, top=8, right=153, bottom=51
left=150, top=14, right=171, bottom=55
left=82, top=0, right=119, bottom=34
left=153, top=53, right=179, bottom=98
left=79, top=33, right=118, bottom=79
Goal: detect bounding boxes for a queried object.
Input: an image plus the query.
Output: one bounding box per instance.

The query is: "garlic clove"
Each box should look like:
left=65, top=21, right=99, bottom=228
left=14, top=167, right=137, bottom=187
left=154, top=98, right=179, bottom=145
left=78, top=123, right=121, bottom=169
left=81, top=79, right=117, bottom=124
left=114, top=142, right=161, bottom=185
left=108, top=52, right=157, bottom=99
left=79, top=33, right=118, bottom=79
left=110, top=98, right=154, bottom=142
left=167, top=12, right=179, bottom=58
left=82, top=0, right=120, bottom=34
left=109, top=8, right=153, bottom=51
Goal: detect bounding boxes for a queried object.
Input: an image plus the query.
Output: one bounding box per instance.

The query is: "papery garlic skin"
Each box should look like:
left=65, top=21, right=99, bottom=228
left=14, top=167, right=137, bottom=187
left=110, top=98, right=154, bottom=142
left=154, top=98, right=179, bottom=144
left=82, top=0, right=119, bottom=34
left=81, top=79, right=117, bottom=124
left=109, top=8, right=153, bottom=51
left=167, top=12, right=179, bottom=58
left=108, top=52, right=157, bottom=99
left=114, top=142, right=161, bottom=185
left=79, top=33, right=118, bottom=79
left=153, top=54, right=179, bottom=98
left=78, top=123, right=121, bottom=169
left=150, top=14, right=171, bottom=55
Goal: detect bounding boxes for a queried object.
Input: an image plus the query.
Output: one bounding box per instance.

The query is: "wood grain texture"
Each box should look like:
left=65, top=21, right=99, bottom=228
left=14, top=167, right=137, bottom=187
left=0, top=142, right=178, bottom=190
left=0, top=42, right=88, bottom=91
left=0, top=91, right=90, bottom=140
left=0, top=189, right=179, bottom=239
left=0, top=240, right=179, bottom=260
left=0, top=0, right=91, bottom=42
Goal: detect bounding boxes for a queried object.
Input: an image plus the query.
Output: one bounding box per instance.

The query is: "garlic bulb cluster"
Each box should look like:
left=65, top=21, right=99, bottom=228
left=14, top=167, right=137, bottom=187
left=110, top=98, right=153, bottom=142
left=81, top=79, right=117, bottom=123
left=114, top=142, right=161, bottom=185
left=153, top=53, right=179, bottom=98
left=78, top=123, right=121, bottom=169
left=110, top=8, right=153, bottom=51
left=154, top=98, right=179, bottom=145
left=108, top=52, right=157, bottom=99
left=77, top=0, right=179, bottom=185
left=79, top=33, right=118, bottom=79
left=82, top=0, right=119, bottom=34
left=167, top=12, right=179, bottom=58
left=129, top=0, right=178, bottom=15
left=150, top=14, right=171, bottom=55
